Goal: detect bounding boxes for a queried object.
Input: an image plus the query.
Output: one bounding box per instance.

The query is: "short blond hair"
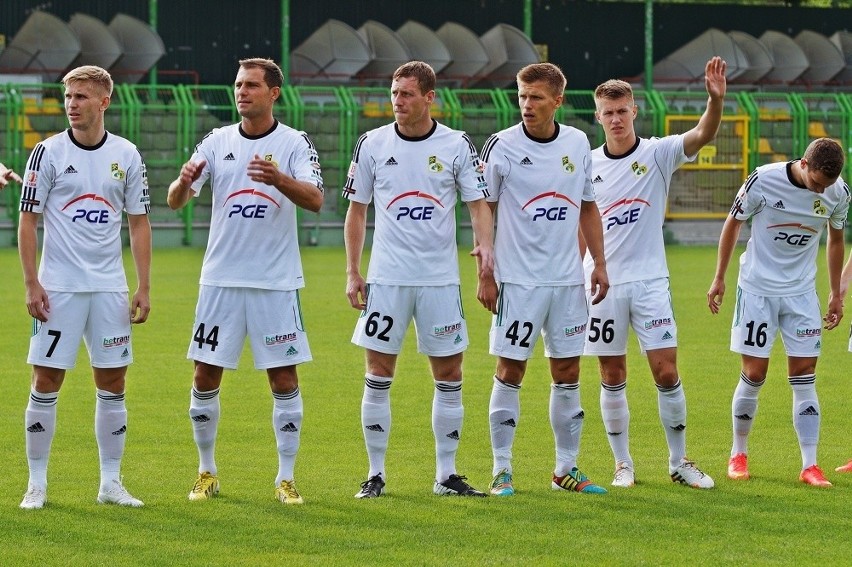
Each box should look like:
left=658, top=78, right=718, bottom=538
left=62, top=65, right=113, bottom=97
left=517, top=63, right=566, bottom=97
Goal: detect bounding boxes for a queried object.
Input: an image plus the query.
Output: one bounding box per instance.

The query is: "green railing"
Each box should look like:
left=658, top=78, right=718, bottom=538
left=2, top=85, right=850, bottom=243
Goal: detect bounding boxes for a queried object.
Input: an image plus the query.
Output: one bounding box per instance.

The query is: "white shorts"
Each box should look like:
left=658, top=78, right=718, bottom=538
left=28, top=291, right=133, bottom=369
left=188, top=285, right=312, bottom=369
left=583, top=278, right=677, bottom=356
left=731, top=287, right=822, bottom=358
left=351, top=284, right=468, bottom=356
left=490, top=283, right=588, bottom=361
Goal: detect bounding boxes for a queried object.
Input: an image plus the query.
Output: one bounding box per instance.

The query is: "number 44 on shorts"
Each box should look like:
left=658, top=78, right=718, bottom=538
left=194, top=323, right=220, bottom=351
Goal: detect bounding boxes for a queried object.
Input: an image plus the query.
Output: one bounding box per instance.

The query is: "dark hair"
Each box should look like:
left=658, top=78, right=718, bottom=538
left=804, top=137, right=845, bottom=179
left=238, top=58, right=284, bottom=89
left=516, top=63, right=566, bottom=97
left=392, top=61, right=436, bottom=94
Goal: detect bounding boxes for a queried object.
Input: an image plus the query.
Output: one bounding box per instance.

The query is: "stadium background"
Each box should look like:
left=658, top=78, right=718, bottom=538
left=1, top=0, right=851, bottom=248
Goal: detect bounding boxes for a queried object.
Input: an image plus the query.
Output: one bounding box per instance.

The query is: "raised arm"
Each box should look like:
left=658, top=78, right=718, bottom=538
left=682, top=56, right=727, bottom=158
left=246, top=154, right=323, bottom=213
left=167, top=159, right=206, bottom=210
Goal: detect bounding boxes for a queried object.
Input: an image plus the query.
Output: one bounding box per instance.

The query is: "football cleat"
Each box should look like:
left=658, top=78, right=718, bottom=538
left=835, top=460, right=852, bottom=473
left=188, top=471, right=220, bottom=501
left=611, top=462, right=635, bottom=488
left=489, top=469, right=514, bottom=496
left=670, top=459, right=714, bottom=489
left=20, top=484, right=47, bottom=510
left=552, top=467, right=608, bottom=494
left=275, top=479, right=304, bottom=504
left=727, top=453, right=750, bottom=480
left=355, top=474, right=385, bottom=499
left=97, top=479, right=144, bottom=507
left=799, top=465, right=832, bottom=487
left=434, top=474, right=487, bottom=497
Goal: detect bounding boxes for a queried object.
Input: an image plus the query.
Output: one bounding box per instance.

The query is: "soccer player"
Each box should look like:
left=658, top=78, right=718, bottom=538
left=479, top=63, right=609, bottom=497
left=167, top=58, right=323, bottom=505
left=707, top=137, right=849, bottom=487
left=18, top=65, right=151, bottom=509
left=344, top=61, right=494, bottom=498
left=583, top=57, right=727, bottom=489
left=1, top=161, right=22, bottom=188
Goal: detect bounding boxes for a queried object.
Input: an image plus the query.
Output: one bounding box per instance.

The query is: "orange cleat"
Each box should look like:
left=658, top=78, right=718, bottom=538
left=727, top=453, right=750, bottom=480
left=835, top=460, right=852, bottom=473
left=799, top=465, right=832, bottom=487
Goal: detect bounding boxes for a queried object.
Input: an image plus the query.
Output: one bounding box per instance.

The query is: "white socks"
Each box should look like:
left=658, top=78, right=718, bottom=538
left=189, top=387, right=220, bottom=475
left=273, top=388, right=303, bottom=484
left=24, top=388, right=58, bottom=488
left=361, top=374, right=392, bottom=480
left=489, top=376, right=520, bottom=475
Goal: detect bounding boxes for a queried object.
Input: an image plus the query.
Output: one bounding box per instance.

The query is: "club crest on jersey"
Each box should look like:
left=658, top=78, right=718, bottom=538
left=264, top=154, right=279, bottom=169
left=631, top=161, right=648, bottom=176
left=813, top=199, right=827, bottom=216
left=110, top=162, right=125, bottom=181
left=428, top=156, right=444, bottom=173
left=561, top=156, right=575, bottom=173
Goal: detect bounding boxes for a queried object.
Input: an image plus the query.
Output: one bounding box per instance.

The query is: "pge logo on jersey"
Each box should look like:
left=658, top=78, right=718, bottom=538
left=387, top=190, right=444, bottom=221
left=62, top=194, right=117, bottom=224
left=522, top=191, right=579, bottom=221
left=601, top=198, right=650, bottom=230
left=769, top=222, right=818, bottom=246
left=223, top=188, right=281, bottom=219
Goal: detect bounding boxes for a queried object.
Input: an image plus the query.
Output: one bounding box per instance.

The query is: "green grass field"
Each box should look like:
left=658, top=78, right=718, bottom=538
left=1, top=245, right=850, bottom=565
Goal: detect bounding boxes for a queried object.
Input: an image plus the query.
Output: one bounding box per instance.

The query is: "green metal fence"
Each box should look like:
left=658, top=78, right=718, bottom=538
left=2, top=85, right=850, bottom=244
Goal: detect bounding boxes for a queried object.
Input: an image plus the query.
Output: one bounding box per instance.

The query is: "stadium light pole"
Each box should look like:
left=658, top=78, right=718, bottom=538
left=644, top=0, right=653, bottom=91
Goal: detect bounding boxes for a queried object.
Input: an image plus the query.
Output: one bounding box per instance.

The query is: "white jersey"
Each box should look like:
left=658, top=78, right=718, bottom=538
left=19, top=130, right=150, bottom=292
left=190, top=121, right=323, bottom=291
left=480, top=122, right=594, bottom=285
left=584, top=135, right=692, bottom=286
left=342, top=120, right=487, bottom=285
left=731, top=161, right=850, bottom=296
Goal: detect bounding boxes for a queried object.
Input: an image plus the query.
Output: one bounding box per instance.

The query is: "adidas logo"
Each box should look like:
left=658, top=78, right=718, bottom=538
left=669, top=424, right=686, bottom=431
left=385, top=157, right=398, bottom=166
left=661, top=331, right=673, bottom=340
left=366, top=424, right=385, bottom=432
left=520, top=157, right=533, bottom=165
left=286, top=346, right=298, bottom=356
left=191, top=414, right=210, bottom=423
left=734, top=413, right=753, bottom=421
left=799, top=405, right=819, bottom=416
left=572, top=410, right=585, bottom=420
left=446, top=430, right=460, bottom=440
left=112, top=425, right=127, bottom=436
left=772, top=200, right=785, bottom=209
left=27, top=422, right=46, bottom=433
left=224, top=153, right=235, bottom=161
left=121, top=348, right=129, bottom=358
left=64, top=165, right=78, bottom=174
left=592, top=175, right=604, bottom=183
left=279, top=422, right=299, bottom=432
left=454, top=334, right=462, bottom=344
left=500, top=418, right=516, bottom=428
left=815, top=340, right=821, bottom=349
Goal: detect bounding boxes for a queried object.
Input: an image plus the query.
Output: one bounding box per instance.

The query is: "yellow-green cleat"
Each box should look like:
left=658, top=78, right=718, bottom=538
left=275, top=479, right=304, bottom=504
left=188, top=471, right=219, bottom=501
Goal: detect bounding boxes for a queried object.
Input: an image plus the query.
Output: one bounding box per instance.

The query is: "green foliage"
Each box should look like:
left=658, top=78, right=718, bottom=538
left=1, top=246, right=850, bottom=565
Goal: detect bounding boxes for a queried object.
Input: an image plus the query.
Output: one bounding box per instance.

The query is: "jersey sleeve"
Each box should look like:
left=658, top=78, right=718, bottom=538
left=456, top=132, right=489, bottom=203
left=19, top=142, right=54, bottom=214
left=342, top=132, right=374, bottom=204
left=124, top=148, right=151, bottom=215
left=479, top=133, right=502, bottom=203
left=829, top=179, right=850, bottom=229
left=730, top=169, right=764, bottom=221
left=286, top=131, right=324, bottom=190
